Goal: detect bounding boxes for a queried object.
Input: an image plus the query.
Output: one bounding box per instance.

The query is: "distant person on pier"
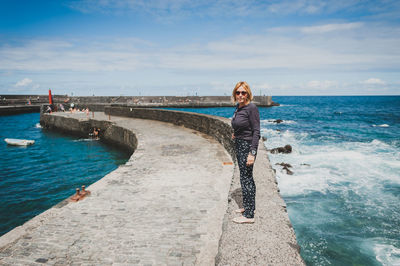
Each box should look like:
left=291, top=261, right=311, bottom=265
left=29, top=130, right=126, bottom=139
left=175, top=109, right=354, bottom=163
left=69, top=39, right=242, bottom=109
left=231, top=81, right=260, bottom=224
left=46, top=105, right=52, bottom=113
left=93, top=128, right=100, bottom=140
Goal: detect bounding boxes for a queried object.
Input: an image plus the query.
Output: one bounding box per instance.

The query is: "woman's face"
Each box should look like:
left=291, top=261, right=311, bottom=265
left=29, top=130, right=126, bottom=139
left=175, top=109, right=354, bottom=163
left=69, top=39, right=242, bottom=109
left=235, top=87, right=248, bottom=105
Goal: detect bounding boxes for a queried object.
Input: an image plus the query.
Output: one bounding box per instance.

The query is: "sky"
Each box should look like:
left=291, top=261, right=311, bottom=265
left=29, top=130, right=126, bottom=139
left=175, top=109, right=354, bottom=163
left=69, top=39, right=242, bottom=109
left=0, top=0, right=400, bottom=96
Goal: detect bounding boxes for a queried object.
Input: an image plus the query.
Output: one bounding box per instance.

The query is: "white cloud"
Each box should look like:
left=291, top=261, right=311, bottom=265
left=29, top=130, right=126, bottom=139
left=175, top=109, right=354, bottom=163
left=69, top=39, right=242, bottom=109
left=15, top=78, right=32, bottom=87
left=301, top=22, right=363, bottom=34
left=1, top=18, right=400, bottom=95
left=307, top=80, right=338, bottom=89
left=362, top=78, right=386, bottom=85
left=1, top=24, right=400, bottom=74
left=66, top=0, right=398, bottom=19
left=65, top=0, right=400, bottom=23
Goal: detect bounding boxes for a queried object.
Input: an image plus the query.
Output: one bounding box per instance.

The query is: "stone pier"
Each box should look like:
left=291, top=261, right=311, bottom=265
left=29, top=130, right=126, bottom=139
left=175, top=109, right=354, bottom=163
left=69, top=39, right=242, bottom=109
left=0, top=110, right=304, bottom=265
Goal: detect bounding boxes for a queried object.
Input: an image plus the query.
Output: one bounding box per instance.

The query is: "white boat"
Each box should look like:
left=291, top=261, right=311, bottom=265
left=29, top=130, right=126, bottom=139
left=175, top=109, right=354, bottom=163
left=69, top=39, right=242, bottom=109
left=4, top=138, right=35, bottom=146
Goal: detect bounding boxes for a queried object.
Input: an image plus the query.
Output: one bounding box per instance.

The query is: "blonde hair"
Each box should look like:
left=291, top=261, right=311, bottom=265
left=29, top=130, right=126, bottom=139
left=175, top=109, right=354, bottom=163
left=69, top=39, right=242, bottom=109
left=231, top=81, right=253, bottom=104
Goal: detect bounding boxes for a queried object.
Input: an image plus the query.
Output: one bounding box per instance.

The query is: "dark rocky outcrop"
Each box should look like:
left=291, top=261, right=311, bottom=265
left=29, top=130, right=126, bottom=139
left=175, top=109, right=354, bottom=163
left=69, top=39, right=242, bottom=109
left=284, top=167, right=294, bottom=175
left=269, top=145, right=292, bottom=154
left=275, top=163, right=294, bottom=175
left=276, top=163, right=292, bottom=168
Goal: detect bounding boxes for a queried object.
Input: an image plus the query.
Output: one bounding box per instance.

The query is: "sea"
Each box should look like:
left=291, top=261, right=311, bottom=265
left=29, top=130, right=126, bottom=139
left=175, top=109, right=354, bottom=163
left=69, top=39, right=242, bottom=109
left=167, top=95, right=400, bottom=266
left=1, top=96, right=399, bottom=265
left=0, top=112, right=130, bottom=237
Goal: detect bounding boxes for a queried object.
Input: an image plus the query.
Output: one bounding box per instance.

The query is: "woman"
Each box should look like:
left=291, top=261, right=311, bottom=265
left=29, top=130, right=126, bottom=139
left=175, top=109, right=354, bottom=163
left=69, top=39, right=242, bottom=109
left=231, top=81, right=260, bottom=224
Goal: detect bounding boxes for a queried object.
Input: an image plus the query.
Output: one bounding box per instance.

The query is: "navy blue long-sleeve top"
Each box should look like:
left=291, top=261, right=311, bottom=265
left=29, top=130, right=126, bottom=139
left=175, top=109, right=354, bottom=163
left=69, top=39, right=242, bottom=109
left=231, top=102, right=261, bottom=155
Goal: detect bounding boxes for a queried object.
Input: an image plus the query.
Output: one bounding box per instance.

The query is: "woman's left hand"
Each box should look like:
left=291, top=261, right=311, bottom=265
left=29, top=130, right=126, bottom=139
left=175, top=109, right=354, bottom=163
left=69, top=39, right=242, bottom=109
left=246, top=154, right=255, bottom=166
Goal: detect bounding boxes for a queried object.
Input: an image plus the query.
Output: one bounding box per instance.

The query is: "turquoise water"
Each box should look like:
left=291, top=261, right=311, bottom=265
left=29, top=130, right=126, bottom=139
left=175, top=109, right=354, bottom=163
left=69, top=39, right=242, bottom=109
left=0, top=113, right=129, bottom=237
left=166, top=96, right=400, bottom=265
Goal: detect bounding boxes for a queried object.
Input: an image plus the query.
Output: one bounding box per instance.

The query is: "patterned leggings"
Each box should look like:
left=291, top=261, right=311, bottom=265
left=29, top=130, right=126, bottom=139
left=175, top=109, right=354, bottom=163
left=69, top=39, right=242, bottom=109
left=235, top=138, right=256, bottom=218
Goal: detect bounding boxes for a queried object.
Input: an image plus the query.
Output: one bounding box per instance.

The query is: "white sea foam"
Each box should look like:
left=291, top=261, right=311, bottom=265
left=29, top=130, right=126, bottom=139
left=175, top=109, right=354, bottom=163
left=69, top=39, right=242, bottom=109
left=261, top=119, right=297, bottom=125
left=264, top=126, right=400, bottom=197
left=372, top=124, right=390, bottom=127
left=277, top=104, right=296, bottom=107
left=35, top=123, right=42, bottom=128
left=373, top=243, right=400, bottom=265
left=73, top=138, right=97, bottom=142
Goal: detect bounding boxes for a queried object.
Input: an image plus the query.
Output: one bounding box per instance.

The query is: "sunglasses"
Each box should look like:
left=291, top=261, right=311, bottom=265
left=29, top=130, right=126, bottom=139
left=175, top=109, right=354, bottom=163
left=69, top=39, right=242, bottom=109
left=236, top=91, right=247, bottom=96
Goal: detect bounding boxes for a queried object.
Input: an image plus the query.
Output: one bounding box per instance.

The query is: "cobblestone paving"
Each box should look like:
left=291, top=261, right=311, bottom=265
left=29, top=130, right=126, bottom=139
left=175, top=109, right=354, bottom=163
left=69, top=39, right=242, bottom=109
left=0, top=113, right=233, bottom=265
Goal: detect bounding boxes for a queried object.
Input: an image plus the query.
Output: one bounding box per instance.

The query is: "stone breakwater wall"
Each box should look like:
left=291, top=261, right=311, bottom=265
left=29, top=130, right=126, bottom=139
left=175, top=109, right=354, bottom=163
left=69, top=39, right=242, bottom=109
left=61, top=95, right=275, bottom=106
left=40, top=113, right=137, bottom=154
left=1, top=108, right=303, bottom=264
left=1, top=94, right=278, bottom=111
left=102, top=106, right=303, bottom=264
left=0, top=105, right=40, bottom=116
left=105, top=105, right=236, bottom=160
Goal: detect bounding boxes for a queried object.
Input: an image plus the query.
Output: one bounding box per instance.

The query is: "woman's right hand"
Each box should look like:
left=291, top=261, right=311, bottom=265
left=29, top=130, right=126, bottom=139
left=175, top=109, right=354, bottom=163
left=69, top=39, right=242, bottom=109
left=232, top=133, right=235, bottom=140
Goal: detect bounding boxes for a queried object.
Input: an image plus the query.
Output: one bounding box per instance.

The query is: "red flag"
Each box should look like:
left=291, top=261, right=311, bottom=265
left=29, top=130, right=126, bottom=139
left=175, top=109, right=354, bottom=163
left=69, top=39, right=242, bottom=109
left=49, top=89, right=53, bottom=104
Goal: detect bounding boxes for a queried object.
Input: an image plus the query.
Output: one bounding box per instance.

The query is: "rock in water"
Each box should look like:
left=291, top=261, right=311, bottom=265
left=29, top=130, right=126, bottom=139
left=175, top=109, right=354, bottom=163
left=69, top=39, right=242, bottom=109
left=275, top=162, right=294, bottom=175
left=275, top=162, right=292, bottom=168
left=283, top=166, right=294, bottom=175
left=270, top=145, right=292, bottom=154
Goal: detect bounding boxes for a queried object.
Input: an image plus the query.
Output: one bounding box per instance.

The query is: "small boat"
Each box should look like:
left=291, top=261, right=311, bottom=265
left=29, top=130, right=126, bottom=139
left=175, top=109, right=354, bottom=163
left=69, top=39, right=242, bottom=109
left=4, top=138, right=35, bottom=146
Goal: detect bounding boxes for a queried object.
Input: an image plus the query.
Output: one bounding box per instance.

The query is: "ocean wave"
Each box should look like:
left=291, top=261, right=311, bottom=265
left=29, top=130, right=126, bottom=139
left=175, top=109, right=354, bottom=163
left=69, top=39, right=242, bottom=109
left=372, top=124, right=390, bottom=127
left=373, top=242, right=400, bottom=265
left=72, top=138, right=98, bottom=142
left=268, top=138, right=400, bottom=196
left=370, top=139, right=392, bottom=148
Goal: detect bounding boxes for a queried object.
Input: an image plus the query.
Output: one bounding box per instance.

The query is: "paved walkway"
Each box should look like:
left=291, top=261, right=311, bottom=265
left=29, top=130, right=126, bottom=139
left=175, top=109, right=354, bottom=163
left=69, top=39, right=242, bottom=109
left=216, top=142, right=304, bottom=265
left=0, top=113, right=234, bottom=265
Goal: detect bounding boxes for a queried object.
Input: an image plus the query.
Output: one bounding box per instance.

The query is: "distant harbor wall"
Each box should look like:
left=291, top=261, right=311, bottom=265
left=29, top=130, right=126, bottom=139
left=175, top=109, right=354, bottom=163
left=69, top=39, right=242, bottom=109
left=1, top=95, right=279, bottom=113
left=0, top=105, right=40, bottom=116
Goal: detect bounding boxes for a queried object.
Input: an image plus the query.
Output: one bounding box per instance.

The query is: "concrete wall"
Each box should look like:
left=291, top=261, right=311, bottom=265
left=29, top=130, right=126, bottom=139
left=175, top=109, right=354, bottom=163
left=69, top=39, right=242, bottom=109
left=104, top=105, right=236, bottom=160
left=1, top=95, right=278, bottom=115
left=1, top=95, right=276, bottom=107
left=40, top=114, right=137, bottom=154
left=0, top=105, right=41, bottom=116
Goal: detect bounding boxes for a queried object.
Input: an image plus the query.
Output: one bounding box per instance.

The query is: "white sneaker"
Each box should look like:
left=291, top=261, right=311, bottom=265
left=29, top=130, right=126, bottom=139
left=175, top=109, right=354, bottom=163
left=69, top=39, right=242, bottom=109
left=234, top=208, right=256, bottom=214
left=232, top=216, right=255, bottom=224
left=234, top=208, right=245, bottom=213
